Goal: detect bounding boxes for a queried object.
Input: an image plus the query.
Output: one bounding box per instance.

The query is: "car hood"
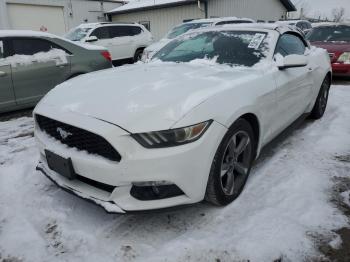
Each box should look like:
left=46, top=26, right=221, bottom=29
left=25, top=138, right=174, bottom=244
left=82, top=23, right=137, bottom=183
left=38, top=63, right=259, bottom=133
left=145, top=38, right=172, bottom=53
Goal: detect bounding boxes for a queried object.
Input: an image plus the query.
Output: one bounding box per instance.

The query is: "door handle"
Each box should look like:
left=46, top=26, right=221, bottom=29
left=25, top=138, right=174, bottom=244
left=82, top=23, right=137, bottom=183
left=0, top=71, right=7, bottom=77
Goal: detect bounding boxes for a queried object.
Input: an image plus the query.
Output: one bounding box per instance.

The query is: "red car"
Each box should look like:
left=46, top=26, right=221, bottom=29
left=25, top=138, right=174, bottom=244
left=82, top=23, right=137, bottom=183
left=307, top=24, right=350, bottom=77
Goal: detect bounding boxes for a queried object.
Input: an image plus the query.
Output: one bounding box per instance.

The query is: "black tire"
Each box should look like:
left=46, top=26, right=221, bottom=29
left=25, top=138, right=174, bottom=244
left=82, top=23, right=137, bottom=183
left=205, top=119, right=256, bottom=206
left=133, top=49, right=144, bottom=62
left=309, top=76, right=331, bottom=119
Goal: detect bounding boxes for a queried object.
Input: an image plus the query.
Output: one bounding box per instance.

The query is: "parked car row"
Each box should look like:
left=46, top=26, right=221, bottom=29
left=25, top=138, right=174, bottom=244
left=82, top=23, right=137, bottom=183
left=1, top=19, right=349, bottom=115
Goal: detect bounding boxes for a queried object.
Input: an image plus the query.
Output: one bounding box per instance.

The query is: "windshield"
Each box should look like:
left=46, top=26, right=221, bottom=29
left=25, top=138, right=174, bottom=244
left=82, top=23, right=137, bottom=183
left=65, top=27, right=92, bottom=41
left=307, top=26, right=350, bottom=42
left=153, top=31, right=268, bottom=67
left=166, top=22, right=212, bottom=39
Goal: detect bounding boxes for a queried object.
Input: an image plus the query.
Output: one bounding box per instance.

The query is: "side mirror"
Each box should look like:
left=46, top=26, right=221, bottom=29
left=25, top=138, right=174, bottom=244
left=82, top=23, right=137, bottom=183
left=278, top=54, right=308, bottom=70
left=85, top=36, right=98, bottom=43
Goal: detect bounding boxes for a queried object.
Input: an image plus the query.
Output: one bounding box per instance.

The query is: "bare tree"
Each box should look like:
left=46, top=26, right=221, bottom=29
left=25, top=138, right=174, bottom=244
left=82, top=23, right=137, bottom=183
left=332, top=7, right=345, bottom=22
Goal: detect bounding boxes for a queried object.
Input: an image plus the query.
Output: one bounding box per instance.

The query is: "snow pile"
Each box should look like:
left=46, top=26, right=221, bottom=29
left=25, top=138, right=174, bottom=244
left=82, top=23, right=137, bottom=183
left=0, top=48, right=68, bottom=67
left=0, top=86, right=350, bottom=261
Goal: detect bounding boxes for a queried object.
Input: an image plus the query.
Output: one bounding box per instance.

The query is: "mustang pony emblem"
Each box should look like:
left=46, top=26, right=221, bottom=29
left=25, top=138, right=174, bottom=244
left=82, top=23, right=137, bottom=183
left=56, top=127, right=72, bottom=140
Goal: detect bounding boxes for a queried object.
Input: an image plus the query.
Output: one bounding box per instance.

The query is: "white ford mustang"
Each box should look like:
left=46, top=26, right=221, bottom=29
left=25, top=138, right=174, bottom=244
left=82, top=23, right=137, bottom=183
left=34, top=24, right=331, bottom=213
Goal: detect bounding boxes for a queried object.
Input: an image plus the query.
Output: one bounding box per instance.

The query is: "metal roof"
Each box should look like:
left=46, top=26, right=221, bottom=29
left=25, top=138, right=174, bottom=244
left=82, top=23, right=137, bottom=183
left=279, top=0, right=297, bottom=12
left=108, top=0, right=297, bottom=15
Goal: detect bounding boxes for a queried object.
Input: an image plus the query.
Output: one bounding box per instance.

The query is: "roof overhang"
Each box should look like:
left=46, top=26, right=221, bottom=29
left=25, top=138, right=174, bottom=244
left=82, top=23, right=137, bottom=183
left=108, top=0, right=198, bottom=15
left=279, top=0, right=297, bottom=12
left=108, top=0, right=296, bottom=16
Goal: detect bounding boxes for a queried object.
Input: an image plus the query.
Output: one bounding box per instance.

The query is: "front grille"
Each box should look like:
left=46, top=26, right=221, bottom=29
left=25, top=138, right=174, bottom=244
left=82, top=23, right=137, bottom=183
left=36, top=114, right=121, bottom=162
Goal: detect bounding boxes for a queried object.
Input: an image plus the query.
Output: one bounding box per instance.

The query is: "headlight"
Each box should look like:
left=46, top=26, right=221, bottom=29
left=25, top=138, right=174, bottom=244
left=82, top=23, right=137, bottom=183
left=132, top=120, right=212, bottom=148
left=337, top=52, right=350, bottom=63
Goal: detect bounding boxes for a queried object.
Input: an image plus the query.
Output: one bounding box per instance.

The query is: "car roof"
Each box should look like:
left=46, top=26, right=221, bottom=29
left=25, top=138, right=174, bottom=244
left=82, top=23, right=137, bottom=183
left=181, top=23, right=303, bottom=37
left=77, top=22, right=139, bottom=29
left=186, top=17, right=255, bottom=25
left=0, top=30, right=56, bottom=38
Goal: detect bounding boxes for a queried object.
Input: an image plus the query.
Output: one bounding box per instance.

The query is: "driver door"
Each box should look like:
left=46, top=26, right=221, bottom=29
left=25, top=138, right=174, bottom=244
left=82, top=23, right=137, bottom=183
left=10, top=37, right=71, bottom=105
left=272, top=33, right=314, bottom=133
left=0, top=39, right=16, bottom=111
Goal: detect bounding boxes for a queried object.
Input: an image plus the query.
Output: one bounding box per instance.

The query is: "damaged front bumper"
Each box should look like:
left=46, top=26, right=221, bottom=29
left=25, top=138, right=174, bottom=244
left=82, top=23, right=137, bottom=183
left=36, top=161, right=126, bottom=214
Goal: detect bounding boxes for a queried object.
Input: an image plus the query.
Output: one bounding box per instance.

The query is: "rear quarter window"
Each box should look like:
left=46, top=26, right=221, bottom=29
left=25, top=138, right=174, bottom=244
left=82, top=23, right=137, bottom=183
left=90, top=27, right=110, bottom=39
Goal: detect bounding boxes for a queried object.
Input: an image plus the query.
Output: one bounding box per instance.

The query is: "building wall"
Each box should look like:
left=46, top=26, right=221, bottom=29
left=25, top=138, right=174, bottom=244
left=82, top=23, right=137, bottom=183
left=111, top=4, right=205, bottom=40
left=207, top=0, right=287, bottom=21
left=0, top=0, right=122, bottom=35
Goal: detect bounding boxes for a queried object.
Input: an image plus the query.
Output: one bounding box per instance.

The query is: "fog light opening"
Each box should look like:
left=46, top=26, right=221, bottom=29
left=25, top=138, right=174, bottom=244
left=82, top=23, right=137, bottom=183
left=130, top=182, right=184, bottom=201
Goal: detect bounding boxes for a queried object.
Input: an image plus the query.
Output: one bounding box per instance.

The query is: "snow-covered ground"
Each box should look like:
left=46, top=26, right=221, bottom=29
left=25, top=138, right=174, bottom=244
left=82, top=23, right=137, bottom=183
left=0, top=84, right=350, bottom=262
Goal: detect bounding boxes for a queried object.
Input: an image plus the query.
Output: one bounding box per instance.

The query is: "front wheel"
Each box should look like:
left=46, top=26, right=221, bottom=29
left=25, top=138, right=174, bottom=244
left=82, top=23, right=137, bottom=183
left=309, top=76, right=331, bottom=119
left=205, top=119, right=256, bottom=206
left=133, top=49, right=144, bottom=62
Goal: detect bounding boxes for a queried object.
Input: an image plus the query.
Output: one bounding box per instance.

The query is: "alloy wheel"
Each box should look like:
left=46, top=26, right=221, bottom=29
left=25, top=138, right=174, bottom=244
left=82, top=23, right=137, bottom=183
left=220, top=130, right=252, bottom=196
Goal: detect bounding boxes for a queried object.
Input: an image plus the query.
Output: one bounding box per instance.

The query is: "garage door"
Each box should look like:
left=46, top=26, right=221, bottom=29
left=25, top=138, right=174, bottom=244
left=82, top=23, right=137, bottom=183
left=7, top=3, right=66, bottom=35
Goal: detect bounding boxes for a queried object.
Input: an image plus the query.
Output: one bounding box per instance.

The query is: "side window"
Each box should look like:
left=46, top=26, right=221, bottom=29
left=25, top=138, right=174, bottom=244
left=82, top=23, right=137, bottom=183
left=12, top=38, right=52, bottom=55
left=109, top=26, right=123, bottom=38
left=275, top=34, right=306, bottom=57
left=90, top=27, right=110, bottom=39
left=131, top=26, right=142, bottom=35
left=110, top=26, right=141, bottom=37
left=139, top=21, right=150, bottom=31
left=0, top=40, right=4, bottom=58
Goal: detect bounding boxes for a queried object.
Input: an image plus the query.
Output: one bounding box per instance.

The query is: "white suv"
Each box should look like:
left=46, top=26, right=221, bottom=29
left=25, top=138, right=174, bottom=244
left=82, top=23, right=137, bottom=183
left=65, top=22, right=153, bottom=64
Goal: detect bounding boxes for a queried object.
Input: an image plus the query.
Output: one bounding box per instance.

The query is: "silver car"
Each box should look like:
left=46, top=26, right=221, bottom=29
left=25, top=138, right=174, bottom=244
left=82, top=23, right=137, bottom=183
left=0, top=30, right=112, bottom=113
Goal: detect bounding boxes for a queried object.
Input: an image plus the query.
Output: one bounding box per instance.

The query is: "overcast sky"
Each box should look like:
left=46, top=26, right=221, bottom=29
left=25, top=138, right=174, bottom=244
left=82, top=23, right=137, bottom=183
left=291, top=0, right=349, bottom=20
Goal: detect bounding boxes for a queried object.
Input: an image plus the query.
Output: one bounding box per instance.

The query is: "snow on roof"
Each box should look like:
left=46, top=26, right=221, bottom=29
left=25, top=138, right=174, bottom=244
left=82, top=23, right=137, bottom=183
left=108, top=0, right=296, bottom=14
left=180, top=23, right=300, bottom=36
left=189, top=17, right=255, bottom=24
left=0, top=30, right=56, bottom=38
left=107, top=0, right=194, bottom=14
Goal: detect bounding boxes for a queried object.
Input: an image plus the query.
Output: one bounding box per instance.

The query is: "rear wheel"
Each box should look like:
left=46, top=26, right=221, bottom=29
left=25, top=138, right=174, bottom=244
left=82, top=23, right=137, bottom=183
left=309, top=76, right=331, bottom=119
left=205, top=119, right=256, bottom=206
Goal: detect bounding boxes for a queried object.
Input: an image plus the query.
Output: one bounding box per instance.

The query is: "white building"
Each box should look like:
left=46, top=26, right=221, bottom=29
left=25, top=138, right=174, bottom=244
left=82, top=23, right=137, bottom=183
left=107, top=0, right=296, bottom=40
left=0, top=0, right=125, bottom=35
